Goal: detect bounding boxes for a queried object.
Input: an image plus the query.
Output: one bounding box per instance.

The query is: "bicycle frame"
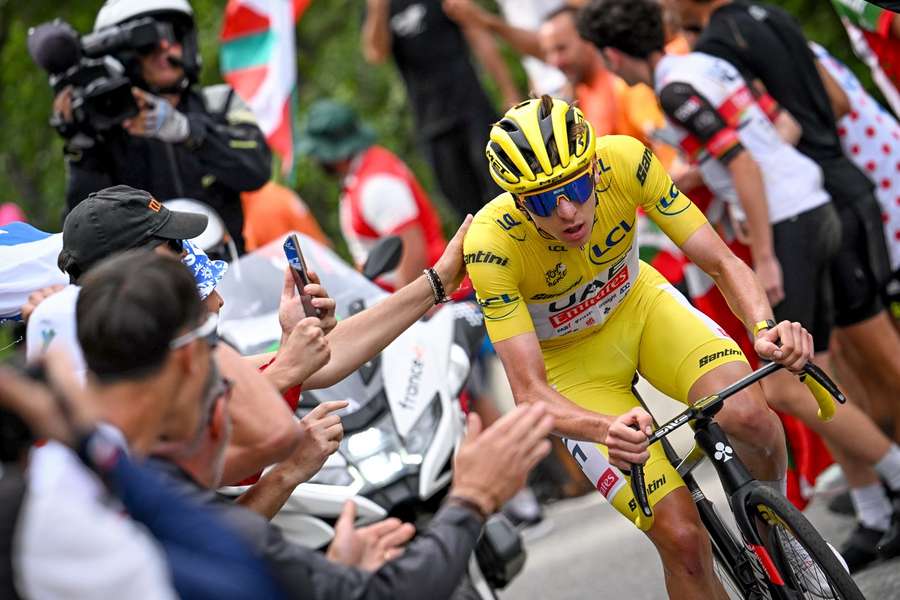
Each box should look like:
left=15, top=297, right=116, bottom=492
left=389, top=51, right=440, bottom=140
left=629, top=361, right=844, bottom=520
left=629, top=361, right=847, bottom=596
left=633, top=386, right=761, bottom=593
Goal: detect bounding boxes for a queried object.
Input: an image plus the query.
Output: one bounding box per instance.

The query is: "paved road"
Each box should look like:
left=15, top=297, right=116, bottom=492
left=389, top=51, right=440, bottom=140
left=487, top=376, right=900, bottom=600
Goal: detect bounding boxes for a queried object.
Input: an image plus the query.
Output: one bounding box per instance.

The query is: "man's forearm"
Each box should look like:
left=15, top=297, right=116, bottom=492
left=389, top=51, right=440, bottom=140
left=729, top=153, right=775, bottom=265
left=303, top=275, right=435, bottom=389
left=464, top=26, right=521, bottom=106
left=479, top=11, right=543, bottom=58
left=362, top=0, right=392, bottom=63
left=236, top=464, right=303, bottom=520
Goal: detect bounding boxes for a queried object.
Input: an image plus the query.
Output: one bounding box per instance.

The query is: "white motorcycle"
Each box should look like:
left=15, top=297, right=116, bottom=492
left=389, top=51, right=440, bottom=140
left=216, top=233, right=524, bottom=599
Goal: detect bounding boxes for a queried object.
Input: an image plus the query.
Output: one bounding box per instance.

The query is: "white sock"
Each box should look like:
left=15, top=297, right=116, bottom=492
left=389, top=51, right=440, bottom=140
left=760, top=477, right=787, bottom=496
left=850, top=483, right=892, bottom=532
left=874, top=444, right=900, bottom=491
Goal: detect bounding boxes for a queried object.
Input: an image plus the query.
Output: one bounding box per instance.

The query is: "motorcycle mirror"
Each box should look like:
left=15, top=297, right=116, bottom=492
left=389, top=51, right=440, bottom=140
left=362, top=236, right=403, bottom=281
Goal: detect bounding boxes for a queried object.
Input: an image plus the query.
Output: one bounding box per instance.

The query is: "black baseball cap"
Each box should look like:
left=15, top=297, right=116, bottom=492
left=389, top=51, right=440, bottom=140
left=59, top=185, right=208, bottom=279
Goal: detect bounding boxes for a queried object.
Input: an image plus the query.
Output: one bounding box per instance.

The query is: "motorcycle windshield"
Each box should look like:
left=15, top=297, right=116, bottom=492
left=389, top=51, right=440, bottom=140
left=217, top=233, right=389, bottom=414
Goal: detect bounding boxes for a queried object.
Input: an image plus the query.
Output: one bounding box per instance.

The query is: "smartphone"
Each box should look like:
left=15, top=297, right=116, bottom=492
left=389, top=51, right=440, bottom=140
left=283, top=234, right=320, bottom=318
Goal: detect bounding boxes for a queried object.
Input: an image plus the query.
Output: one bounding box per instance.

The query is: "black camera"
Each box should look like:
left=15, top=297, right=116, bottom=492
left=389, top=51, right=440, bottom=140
left=28, top=18, right=175, bottom=133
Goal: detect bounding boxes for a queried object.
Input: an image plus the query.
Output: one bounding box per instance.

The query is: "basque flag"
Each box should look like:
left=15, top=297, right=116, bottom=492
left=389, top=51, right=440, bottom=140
left=220, top=0, right=311, bottom=177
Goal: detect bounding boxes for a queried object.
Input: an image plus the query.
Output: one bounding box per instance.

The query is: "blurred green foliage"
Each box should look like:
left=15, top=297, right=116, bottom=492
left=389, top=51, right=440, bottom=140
left=0, top=0, right=887, bottom=250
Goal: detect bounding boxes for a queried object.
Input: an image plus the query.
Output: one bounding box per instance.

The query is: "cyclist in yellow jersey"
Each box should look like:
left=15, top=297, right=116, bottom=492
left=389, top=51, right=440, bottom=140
left=464, top=95, right=814, bottom=599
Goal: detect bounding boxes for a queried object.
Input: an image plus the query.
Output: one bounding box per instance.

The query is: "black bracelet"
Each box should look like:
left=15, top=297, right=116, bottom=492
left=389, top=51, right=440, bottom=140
left=423, top=268, right=449, bottom=304
left=446, top=494, right=490, bottom=522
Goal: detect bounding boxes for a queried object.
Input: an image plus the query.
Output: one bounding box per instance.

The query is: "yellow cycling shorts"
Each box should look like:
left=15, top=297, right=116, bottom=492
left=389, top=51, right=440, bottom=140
left=549, top=264, right=748, bottom=530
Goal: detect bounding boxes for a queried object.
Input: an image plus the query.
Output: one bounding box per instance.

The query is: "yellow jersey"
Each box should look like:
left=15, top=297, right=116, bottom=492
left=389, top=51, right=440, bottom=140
left=464, top=135, right=708, bottom=350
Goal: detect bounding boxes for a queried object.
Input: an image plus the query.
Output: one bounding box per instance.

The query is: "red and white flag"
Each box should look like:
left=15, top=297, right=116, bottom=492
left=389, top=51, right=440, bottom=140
left=220, top=0, right=310, bottom=176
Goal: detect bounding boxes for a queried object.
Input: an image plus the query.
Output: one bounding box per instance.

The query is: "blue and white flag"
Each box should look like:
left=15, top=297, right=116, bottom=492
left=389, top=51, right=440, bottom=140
left=0, top=222, right=67, bottom=321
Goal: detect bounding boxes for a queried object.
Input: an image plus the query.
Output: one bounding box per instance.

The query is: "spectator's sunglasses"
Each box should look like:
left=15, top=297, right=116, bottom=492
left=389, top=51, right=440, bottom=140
left=520, top=168, right=596, bottom=218
left=152, top=237, right=185, bottom=255
left=170, top=313, right=219, bottom=350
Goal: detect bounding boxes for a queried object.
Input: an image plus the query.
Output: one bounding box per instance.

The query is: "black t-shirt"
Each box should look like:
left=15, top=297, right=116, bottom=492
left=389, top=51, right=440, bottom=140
left=695, top=1, right=873, bottom=201
left=385, top=0, right=494, bottom=137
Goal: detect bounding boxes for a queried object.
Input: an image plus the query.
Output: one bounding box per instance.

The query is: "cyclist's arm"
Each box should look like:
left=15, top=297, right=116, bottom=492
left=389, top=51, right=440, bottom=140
left=493, top=332, right=611, bottom=443
left=678, top=223, right=773, bottom=330
left=362, top=0, right=392, bottom=64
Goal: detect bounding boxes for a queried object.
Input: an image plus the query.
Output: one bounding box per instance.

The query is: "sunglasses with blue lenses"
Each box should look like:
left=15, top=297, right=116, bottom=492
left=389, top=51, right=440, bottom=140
left=521, top=169, right=595, bottom=217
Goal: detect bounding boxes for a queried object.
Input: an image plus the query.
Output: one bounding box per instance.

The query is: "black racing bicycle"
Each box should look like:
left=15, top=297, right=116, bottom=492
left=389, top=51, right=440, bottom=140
left=629, top=362, right=865, bottom=599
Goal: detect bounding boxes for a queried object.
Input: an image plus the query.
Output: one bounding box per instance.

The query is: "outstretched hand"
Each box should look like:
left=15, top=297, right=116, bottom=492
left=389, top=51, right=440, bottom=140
left=0, top=352, right=97, bottom=448
left=281, top=400, right=348, bottom=484
left=326, top=500, right=416, bottom=571
left=449, top=402, right=554, bottom=516
left=433, top=214, right=473, bottom=296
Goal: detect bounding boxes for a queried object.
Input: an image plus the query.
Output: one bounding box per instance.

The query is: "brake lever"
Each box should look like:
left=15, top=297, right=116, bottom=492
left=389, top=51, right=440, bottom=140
left=627, top=423, right=653, bottom=519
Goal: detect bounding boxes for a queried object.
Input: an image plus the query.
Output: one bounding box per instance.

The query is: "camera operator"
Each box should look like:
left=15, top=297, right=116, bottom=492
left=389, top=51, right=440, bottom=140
left=50, top=0, right=271, bottom=254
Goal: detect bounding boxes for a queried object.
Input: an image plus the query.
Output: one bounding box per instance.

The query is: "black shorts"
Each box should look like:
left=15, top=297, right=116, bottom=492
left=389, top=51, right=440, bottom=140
left=772, top=203, right=842, bottom=353
left=830, top=194, right=892, bottom=327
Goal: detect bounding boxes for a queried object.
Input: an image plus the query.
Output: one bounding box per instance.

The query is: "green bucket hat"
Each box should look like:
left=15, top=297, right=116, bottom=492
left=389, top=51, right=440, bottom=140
left=296, top=100, right=377, bottom=163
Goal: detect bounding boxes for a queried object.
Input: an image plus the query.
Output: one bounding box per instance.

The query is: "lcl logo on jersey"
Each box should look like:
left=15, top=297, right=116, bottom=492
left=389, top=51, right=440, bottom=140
left=655, top=183, right=690, bottom=216
left=589, top=218, right=634, bottom=265
left=495, top=212, right=526, bottom=241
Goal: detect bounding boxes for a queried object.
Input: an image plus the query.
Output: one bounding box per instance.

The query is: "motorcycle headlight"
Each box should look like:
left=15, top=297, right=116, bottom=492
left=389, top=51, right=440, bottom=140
left=404, top=393, right=442, bottom=460
left=356, top=452, right=405, bottom=486
left=343, top=413, right=407, bottom=487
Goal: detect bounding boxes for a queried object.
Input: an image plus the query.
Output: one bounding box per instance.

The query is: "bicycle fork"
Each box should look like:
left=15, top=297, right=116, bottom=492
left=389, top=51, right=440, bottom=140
left=694, top=420, right=788, bottom=589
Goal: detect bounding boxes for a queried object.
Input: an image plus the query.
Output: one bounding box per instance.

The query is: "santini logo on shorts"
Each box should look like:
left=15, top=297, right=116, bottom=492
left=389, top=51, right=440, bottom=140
left=698, top=348, right=742, bottom=368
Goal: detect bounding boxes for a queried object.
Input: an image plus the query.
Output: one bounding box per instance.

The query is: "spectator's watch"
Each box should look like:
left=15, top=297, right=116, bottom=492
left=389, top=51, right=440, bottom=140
left=752, top=319, right=777, bottom=338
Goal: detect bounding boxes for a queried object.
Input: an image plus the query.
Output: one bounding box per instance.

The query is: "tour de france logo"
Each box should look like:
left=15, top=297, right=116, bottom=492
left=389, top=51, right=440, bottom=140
left=545, top=262, right=568, bottom=287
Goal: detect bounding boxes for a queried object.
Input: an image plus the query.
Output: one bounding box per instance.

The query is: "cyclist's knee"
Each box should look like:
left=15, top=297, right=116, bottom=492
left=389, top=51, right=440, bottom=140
left=651, top=519, right=712, bottom=577
left=717, top=389, right=778, bottom=441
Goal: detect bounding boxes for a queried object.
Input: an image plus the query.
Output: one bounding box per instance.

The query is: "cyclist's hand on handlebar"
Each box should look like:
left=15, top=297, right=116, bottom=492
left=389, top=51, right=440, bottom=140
left=604, top=408, right=653, bottom=470
left=754, top=320, right=813, bottom=372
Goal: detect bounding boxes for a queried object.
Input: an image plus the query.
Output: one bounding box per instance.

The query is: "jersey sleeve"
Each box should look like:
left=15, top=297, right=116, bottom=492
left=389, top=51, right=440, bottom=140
left=462, top=214, right=532, bottom=343
left=609, top=135, right=709, bottom=247
left=359, top=175, right=420, bottom=235
left=658, top=81, right=745, bottom=165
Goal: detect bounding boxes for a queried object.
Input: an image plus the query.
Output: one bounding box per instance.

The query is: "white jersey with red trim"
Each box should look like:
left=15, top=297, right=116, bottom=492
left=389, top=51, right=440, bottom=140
left=655, top=53, right=830, bottom=224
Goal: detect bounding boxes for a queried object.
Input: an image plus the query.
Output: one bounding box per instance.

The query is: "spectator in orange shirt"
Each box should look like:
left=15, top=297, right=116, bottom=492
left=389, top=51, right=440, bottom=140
left=538, top=6, right=675, bottom=167
left=241, top=182, right=331, bottom=251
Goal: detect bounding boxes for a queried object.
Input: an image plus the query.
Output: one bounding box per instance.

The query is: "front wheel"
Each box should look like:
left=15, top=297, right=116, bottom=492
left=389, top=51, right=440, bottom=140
left=744, top=485, right=863, bottom=600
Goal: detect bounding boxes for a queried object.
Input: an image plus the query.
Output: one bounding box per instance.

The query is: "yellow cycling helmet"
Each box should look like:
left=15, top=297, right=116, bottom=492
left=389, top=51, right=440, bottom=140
left=485, top=95, right=595, bottom=195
